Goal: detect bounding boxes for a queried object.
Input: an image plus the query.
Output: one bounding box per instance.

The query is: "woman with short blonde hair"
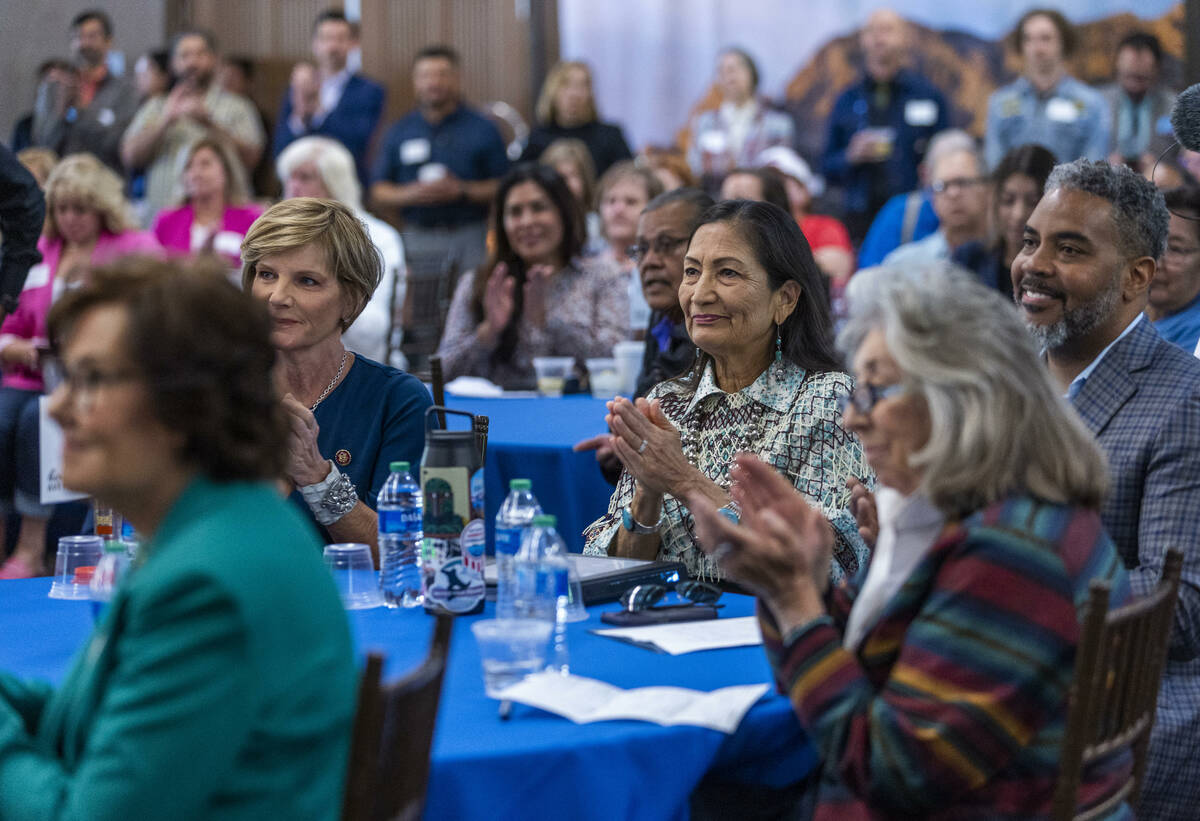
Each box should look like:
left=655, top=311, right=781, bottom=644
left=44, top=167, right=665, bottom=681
left=520, top=60, right=633, bottom=177
left=241, top=197, right=430, bottom=554
left=277, top=136, right=408, bottom=366
left=43, top=152, right=137, bottom=240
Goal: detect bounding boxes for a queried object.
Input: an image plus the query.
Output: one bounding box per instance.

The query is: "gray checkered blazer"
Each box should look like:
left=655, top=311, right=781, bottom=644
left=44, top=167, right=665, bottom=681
left=1069, top=317, right=1200, bottom=820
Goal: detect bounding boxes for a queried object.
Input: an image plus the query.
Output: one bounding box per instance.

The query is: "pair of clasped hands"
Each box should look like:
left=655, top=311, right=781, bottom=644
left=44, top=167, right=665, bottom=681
left=576, top=395, right=879, bottom=605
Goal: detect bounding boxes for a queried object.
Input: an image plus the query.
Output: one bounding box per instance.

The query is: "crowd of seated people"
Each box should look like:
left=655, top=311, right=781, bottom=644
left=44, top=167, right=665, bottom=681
left=2, top=3, right=1199, bottom=818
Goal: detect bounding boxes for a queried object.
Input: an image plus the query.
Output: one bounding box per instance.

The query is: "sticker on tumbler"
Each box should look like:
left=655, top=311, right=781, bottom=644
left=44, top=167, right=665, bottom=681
left=425, top=556, right=485, bottom=613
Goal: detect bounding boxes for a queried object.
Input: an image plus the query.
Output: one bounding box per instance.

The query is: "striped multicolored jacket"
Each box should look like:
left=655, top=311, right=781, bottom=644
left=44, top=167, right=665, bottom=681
left=760, top=494, right=1133, bottom=820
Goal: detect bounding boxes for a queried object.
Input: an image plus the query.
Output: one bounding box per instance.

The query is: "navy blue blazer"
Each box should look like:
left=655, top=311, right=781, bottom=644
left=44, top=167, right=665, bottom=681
left=1068, top=317, right=1200, bottom=820
left=274, top=73, right=385, bottom=188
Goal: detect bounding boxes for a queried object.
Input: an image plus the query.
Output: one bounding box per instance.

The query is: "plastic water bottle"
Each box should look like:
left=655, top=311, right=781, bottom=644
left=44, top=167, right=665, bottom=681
left=120, top=518, right=140, bottom=563
left=89, top=539, right=130, bottom=620
left=515, top=515, right=570, bottom=672
left=494, top=479, right=542, bottom=619
left=378, top=461, right=424, bottom=608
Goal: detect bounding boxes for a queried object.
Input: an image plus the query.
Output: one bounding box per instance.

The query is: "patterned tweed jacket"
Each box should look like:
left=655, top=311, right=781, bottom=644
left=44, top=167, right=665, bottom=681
left=1067, top=317, right=1200, bottom=821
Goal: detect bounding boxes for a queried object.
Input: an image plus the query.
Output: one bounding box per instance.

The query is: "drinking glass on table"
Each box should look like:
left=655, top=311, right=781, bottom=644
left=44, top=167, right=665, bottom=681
left=471, top=619, right=553, bottom=697
left=532, top=356, right=574, bottom=397
left=323, top=543, right=383, bottom=609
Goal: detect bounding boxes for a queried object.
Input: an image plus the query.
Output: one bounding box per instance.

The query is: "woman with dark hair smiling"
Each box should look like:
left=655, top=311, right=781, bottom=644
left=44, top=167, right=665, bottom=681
left=0, top=257, right=355, bottom=817
left=437, top=163, right=629, bottom=388
left=583, top=199, right=870, bottom=583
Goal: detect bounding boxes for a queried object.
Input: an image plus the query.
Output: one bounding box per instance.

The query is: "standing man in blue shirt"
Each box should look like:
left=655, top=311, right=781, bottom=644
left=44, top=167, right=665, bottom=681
left=370, top=45, right=509, bottom=289
left=985, top=9, right=1109, bottom=170
left=274, top=9, right=385, bottom=190
left=823, top=8, right=949, bottom=243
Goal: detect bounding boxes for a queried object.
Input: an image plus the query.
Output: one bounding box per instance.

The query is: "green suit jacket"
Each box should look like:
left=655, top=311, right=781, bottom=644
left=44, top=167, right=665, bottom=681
left=0, top=479, right=357, bottom=820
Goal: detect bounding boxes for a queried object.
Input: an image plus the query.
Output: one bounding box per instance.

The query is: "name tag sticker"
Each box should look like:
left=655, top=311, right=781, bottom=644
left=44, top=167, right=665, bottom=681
left=97, top=107, right=116, bottom=127
left=400, top=138, right=431, bottom=165
left=212, top=230, right=244, bottom=257
left=904, top=99, right=938, bottom=127
left=698, top=130, right=727, bottom=154
left=1046, top=98, right=1079, bottom=123
left=22, top=262, right=50, bottom=292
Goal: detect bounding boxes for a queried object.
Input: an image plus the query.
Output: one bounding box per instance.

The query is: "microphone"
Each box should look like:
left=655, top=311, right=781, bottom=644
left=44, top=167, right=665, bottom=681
left=1170, top=84, right=1200, bottom=152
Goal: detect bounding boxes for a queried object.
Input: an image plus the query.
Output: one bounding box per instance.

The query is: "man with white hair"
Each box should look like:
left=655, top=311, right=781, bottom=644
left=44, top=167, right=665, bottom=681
left=823, top=8, right=949, bottom=242
left=882, top=132, right=988, bottom=266
left=1014, top=158, right=1200, bottom=820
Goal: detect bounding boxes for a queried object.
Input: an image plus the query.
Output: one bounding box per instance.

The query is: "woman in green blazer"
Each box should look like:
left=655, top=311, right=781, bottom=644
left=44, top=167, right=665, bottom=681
left=0, top=256, right=357, bottom=820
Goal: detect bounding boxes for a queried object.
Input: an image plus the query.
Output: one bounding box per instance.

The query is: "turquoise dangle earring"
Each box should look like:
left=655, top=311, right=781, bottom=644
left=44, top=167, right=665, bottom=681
left=772, top=324, right=783, bottom=380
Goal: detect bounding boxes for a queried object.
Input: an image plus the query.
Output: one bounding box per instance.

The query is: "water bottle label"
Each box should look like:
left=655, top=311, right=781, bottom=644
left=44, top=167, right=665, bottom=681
left=495, top=526, right=522, bottom=556
left=554, top=566, right=570, bottom=597
left=380, top=507, right=422, bottom=534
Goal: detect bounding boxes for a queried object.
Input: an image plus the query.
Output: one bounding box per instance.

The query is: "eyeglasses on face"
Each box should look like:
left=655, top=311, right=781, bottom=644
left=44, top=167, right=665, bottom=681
left=929, top=177, right=986, bottom=195
left=627, top=234, right=689, bottom=263
left=837, top=382, right=906, bottom=415
left=46, top=357, right=140, bottom=408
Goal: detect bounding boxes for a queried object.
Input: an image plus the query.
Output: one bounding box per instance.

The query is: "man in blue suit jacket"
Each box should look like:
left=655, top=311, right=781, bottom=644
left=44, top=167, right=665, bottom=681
left=274, top=9, right=384, bottom=188
left=1014, top=158, right=1200, bottom=821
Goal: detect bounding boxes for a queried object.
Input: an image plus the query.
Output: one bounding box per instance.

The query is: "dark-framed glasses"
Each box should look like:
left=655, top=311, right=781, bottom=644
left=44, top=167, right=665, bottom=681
left=45, top=356, right=141, bottom=407
left=838, top=382, right=906, bottom=415
left=627, top=234, right=689, bottom=263
left=619, top=580, right=723, bottom=612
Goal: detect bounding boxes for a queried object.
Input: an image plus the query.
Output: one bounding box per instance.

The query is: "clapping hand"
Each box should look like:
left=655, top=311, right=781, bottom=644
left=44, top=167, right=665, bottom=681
left=479, top=262, right=516, bottom=345
left=846, top=477, right=878, bottom=547
left=606, top=396, right=694, bottom=498
left=281, top=393, right=330, bottom=488
left=690, top=453, right=832, bottom=615
left=522, top=264, right=555, bottom=328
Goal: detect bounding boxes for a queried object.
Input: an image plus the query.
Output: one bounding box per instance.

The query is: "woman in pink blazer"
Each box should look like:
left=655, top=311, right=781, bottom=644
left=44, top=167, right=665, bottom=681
left=0, top=152, right=160, bottom=578
left=152, top=137, right=262, bottom=270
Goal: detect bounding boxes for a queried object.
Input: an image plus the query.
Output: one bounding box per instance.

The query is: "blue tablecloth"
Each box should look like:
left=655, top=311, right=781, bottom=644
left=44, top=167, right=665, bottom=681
left=444, top=394, right=615, bottom=553
left=0, top=578, right=817, bottom=821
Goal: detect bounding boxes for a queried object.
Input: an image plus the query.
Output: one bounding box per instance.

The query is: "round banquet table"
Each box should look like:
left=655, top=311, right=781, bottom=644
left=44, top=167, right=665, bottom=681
left=0, top=577, right=818, bottom=821
left=444, top=393, right=615, bottom=553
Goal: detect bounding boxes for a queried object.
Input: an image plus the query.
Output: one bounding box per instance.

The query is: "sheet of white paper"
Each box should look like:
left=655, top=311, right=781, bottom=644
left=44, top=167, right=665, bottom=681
left=592, top=616, right=763, bottom=655
left=39, top=396, right=88, bottom=505
left=496, top=671, right=769, bottom=734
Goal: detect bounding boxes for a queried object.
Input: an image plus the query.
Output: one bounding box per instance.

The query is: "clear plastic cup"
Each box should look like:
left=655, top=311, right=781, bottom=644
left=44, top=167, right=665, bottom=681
left=323, top=543, right=383, bottom=610
left=585, top=357, right=621, bottom=399
left=532, top=357, right=574, bottom=397
left=471, top=618, right=554, bottom=697
left=49, top=535, right=104, bottom=600
left=612, top=341, right=644, bottom=396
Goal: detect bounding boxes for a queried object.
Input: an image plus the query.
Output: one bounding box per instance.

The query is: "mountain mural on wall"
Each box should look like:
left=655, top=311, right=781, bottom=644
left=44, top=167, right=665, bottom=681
left=679, top=4, right=1184, bottom=165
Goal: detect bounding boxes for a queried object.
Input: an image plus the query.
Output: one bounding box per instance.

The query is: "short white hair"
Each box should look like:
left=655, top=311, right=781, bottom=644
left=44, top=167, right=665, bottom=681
left=924, top=128, right=982, bottom=177
left=275, top=136, right=362, bottom=211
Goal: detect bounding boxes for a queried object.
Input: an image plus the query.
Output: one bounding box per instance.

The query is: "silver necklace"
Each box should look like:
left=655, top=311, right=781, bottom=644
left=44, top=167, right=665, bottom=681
left=309, top=350, right=348, bottom=412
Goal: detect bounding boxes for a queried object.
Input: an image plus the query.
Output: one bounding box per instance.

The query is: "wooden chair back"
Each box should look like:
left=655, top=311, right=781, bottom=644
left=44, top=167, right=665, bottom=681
left=1052, top=549, right=1183, bottom=820
left=342, top=615, right=454, bottom=821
